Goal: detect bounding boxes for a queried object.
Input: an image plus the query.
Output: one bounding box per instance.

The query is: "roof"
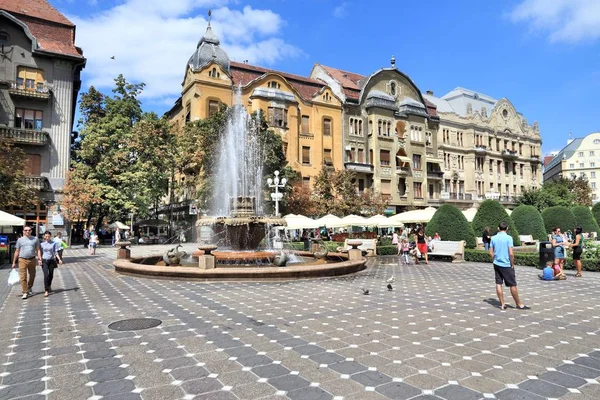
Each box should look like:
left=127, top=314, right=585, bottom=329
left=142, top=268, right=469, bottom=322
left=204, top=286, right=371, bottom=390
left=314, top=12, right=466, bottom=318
left=422, top=94, right=455, bottom=113
left=0, top=0, right=73, bottom=26
left=545, top=138, right=584, bottom=171
left=440, top=87, right=497, bottom=117
left=230, top=61, right=327, bottom=102
left=543, top=155, right=554, bottom=167
left=0, top=1, right=83, bottom=58
left=318, top=64, right=365, bottom=91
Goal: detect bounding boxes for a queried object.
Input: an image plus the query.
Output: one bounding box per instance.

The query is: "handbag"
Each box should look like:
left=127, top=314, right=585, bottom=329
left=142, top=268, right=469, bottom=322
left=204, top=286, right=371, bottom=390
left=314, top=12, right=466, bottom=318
left=8, top=269, right=19, bottom=286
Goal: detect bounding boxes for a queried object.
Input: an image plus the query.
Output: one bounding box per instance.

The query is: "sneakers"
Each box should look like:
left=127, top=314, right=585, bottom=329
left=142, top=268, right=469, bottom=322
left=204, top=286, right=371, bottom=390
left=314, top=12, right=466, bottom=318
left=27, top=289, right=33, bottom=296
left=22, top=293, right=28, bottom=300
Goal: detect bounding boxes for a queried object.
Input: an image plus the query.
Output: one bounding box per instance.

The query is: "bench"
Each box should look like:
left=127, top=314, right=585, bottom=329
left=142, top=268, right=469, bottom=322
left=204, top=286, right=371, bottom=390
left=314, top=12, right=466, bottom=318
left=428, top=240, right=466, bottom=262
left=519, top=235, right=538, bottom=245
left=337, top=238, right=378, bottom=256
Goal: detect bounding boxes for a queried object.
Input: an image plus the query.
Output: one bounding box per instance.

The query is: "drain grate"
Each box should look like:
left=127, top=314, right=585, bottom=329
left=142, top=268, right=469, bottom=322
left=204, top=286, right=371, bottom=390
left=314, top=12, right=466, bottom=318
left=108, top=318, right=162, bottom=331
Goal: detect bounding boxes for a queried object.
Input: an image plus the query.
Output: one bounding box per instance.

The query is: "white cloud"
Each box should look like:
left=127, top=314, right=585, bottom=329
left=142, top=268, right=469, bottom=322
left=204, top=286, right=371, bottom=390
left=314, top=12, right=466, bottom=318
left=69, top=0, right=303, bottom=104
left=332, top=2, right=349, bottom=19
left=510, top=0, right=600, bottom=43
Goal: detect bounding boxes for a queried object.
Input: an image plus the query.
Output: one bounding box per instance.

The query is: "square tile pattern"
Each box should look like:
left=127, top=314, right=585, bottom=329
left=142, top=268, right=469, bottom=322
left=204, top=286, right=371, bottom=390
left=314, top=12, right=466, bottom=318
left=1, top=246, right=600, bottom=400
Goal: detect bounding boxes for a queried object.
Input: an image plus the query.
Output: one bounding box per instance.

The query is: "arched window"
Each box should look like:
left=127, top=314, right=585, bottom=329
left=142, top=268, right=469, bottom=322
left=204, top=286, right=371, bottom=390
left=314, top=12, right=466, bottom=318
left=390, top=82, right=396, bottom=96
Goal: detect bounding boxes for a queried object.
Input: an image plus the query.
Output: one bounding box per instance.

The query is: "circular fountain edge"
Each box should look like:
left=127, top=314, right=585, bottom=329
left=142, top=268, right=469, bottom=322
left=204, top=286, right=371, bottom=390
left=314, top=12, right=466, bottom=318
left=113, top=252, right=367, bottom=281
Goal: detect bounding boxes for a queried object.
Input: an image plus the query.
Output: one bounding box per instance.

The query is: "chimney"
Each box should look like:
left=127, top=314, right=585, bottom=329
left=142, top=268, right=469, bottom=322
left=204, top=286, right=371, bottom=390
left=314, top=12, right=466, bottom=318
left=426, top=90, right=434, bottom=96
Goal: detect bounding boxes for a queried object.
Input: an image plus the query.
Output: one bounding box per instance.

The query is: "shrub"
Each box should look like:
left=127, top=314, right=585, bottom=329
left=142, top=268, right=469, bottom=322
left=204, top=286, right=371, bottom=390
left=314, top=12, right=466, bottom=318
left=511, top=205, right=547, bottom=242
left=571, top=206, right=600, bottom=234
left=541, top=206, right=577, bottom=234
left=376, top=245, right=398, bottom=255
left=472, top=200, right=520, bottom=246
left=592, top=202, right=600, bottom=228
left=424, top=204, right=477, bottom=248
left=464, top=249, right=600, bottom=272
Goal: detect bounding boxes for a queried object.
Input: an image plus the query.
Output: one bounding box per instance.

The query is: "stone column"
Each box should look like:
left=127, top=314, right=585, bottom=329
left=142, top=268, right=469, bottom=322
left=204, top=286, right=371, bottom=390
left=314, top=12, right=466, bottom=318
left=116, top=241, right=132, bottom=259
left=198, top=245, right=217, bottom=270
left=347, top=240, right=363, bottom=261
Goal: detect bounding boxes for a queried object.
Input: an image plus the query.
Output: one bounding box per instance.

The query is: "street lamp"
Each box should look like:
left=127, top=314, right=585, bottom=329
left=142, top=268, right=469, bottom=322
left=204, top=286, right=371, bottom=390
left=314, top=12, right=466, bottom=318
left=267, top=170, right=287, bottom=217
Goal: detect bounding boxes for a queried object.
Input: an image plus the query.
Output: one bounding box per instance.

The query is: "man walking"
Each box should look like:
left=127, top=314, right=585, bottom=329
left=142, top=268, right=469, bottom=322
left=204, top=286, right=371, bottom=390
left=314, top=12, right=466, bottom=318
left=489, top=222, right=530, bottom=310
left=12, top=226, right=42, bottom=299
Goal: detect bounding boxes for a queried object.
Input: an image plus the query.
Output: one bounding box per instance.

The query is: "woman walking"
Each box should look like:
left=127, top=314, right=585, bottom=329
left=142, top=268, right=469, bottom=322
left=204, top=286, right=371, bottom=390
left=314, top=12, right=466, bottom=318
left=414, top=227, right=428, bottom=264
left=40, top=231, right=63, bottom=297
left=551, top=227, right=566, bottom=275
left=392, top=230, right=399, bottom=255
left=482, top=227, right=491, bottom=250
left=89, top=230, right=98, bottom=255
left=570, top=226, right=584, bottom=277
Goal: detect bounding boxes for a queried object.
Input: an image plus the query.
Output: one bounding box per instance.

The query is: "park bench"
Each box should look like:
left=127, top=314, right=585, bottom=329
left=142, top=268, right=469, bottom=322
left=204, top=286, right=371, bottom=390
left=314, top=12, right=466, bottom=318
left=337, top=238, right=378, bottom=256
left=519, top=235, right=538, bottom=245
left=428, top=240, right=466, bottom=262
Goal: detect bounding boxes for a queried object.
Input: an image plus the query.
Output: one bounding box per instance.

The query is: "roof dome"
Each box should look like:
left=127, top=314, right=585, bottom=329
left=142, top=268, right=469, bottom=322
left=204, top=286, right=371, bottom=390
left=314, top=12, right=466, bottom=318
left=366, top=90, right=395, bottom=102
left=188, top=22, right=230, bottom=73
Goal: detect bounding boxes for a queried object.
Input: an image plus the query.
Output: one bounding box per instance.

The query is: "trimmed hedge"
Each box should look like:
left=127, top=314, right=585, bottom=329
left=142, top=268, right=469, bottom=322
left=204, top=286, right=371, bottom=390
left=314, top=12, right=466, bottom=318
left=571, top=206, right=600, bottom=234
left=541, top=206, right=577, bottom=234
left=472, top=200, right=521, bottom=246
left=425, top=204, right=477, bottom=248
left=464, top=249, right=600, bottom=272
left=377, top=245, right=398, bottom=255
left=592, top=202, right=600, bottom=228
left=511, top=205, right=547, bottom=242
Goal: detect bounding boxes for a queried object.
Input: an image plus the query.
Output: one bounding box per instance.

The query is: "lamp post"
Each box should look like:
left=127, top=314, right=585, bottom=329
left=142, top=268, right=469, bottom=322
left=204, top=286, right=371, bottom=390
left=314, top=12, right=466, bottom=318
left=267, top=170, right=287, bottom=217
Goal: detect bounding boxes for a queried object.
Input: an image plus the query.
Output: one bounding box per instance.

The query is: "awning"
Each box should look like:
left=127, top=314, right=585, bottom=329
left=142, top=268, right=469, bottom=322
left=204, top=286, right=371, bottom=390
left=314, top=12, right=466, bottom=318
left=427, top=158, right=443, bottom=164
left=0, top=210, right=26, bottom=226
left=396, top=156, right=411, bottom=163
left=109, top=221, right=131, bottom=230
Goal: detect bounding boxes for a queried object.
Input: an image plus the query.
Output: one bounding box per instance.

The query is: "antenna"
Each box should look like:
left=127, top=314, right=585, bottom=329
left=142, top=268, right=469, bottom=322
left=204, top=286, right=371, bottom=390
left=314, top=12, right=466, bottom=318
left=208, top=9, right=212, bottom=24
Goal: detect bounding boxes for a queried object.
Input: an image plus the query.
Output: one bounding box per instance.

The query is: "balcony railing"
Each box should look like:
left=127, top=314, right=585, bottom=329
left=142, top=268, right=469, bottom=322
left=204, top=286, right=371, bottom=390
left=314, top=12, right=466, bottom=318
left=426, top=170, right=444, bottom=180
left=344, top=162, right=374, bottom=174
left=9, top=82, right=52, bottom=100
left=441, top=192, right=473, bottom=201
left=0, top=126, right=49, bottom=146
left=396, top=166, right=410, bottom=175
left=24, top=176, right=50, bottom=191
left=473, top=145, right=487, bottom=153
left=501, top=149, right=518, bottom=159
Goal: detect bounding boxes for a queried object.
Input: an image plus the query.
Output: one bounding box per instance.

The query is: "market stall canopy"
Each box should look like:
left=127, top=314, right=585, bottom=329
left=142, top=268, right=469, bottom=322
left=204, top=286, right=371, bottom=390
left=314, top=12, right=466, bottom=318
left=314, top=214, right=343, bottom=227
left=109, top=221, right=130, bottom=230
left=0, top=210, right=25, bottom=226
left=393, top=207, right=438, bottom=223
left=329, top=214, right=368, bottom=228
left=137, top=219, right=169, bottom=227
left=462, top=207, right=478, bottom=222
left=283, top=214, right=319, bottom=230
left=364, top=214, right=389, bottom=227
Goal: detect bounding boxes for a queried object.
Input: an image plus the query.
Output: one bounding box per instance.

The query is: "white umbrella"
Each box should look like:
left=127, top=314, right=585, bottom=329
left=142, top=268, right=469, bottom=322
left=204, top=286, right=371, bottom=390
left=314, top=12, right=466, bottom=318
left=0, top=210, right=25, bottom=226
left=364, top=214, right=389, bottom=227
left=314, top=214, right=343, bottom=227
left=283, top=214, right=319, bottom=230
left=462, top=207, right=478, bottom=222
left=109, top=221, right=130, bottom=230
left=393, top=207, right=438, bottom=223
left=329, top=214, right=368, bottom=228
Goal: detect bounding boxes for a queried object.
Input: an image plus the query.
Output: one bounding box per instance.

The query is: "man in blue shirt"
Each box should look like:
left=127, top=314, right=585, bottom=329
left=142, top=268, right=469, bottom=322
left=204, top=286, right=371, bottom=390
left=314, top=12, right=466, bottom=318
left=489, top=222, right=530, bottom=310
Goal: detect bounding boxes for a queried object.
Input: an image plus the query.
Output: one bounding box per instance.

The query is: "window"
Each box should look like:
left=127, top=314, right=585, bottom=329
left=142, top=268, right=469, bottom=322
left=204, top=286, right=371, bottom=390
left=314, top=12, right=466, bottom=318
left=520, top=164, right=524, bottom=177
left=23, top=154, right=41, bottom=176
left=578, top=152, right=584, bottom=157
left=580, top=163, right=585, bottom=168
left=301, top=115, right=309, bottom=134
left=16, top=67, right=44, bottom=92
left=323, top=92, right=331, bottom=102
left=185, top=102, right=191, bottom=123
left=323, top=149, right=333, bottom=166
left=267, top=107, right=287, bottom=128
left=569, top=164, right=575, bottom=169
left=301, top=146, right=311, bottom=165
left=346, top=148, right=354, bottom=162
left=591, top=151, right=595, bottom=156
left=380, top=150, right=390, bottom=166
left=476, top=156, right=484, bottom=171
left=323, top=118, right=332, bottom=136
left=592, top=182, right=597, bottom=189
left=0, top=32, right=8, bottom=46
left=208, top=100, right=219, bottom=117
left=592, top=172, right=596, bottom=178
left=302, top=177, right=310, bottom=187
left=357, top=149, right=364, bottom=163
left=381, top=179, right=391, bottom=195
left=389, top=82, right=396, bottom=96
left=595, top=139, right=600, bottom=144
left=15, top=108, right=43, bottom=130
left=425, top=131, right=432, bottom=147
left=268, top=81, right=280, bottom=89
left=413, top=154, right=422, bottom=170
left=413, top=182, right=423, bottom=198
left=208, top=68, right=220, bottom=78
left=489, top=160, right=493, bottom=173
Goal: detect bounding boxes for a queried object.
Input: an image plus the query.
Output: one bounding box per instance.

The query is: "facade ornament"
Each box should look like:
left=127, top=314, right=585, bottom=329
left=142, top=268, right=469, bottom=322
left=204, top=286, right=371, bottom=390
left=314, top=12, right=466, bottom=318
left=481, top=106, right=487, bottom=118
left=466, top=103, right=472, bottom=115
left=533, top=121, right=539, bottom=131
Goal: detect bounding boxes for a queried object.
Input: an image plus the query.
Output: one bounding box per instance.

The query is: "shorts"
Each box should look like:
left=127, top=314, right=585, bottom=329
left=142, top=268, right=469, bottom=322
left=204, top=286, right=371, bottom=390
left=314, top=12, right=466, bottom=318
left=494, top=264, right=517, bottom=287
left=90, top=242, right=97, bottom=248
left=417, top=243, right=428, bottom=254
left=572, top=247, right=582, bottom=260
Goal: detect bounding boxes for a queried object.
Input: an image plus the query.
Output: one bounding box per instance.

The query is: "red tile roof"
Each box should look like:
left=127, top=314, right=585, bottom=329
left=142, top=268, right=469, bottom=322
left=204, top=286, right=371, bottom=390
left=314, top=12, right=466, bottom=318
left=544, top=155, right=555, bottom=167
left=0, top=0, right=73, bottom=26
left=230, top=61, right=326, bottom=102
left=424, top=99, right=438, bottom=117
left=319, top=64, right=365, bottom=91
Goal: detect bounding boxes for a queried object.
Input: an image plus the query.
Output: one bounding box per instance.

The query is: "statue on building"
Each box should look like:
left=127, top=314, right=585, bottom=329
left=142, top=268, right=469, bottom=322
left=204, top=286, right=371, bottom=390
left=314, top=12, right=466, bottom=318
left=481, top=106, right=487, bottom=118
left=466, top=103, right=472, bottom=115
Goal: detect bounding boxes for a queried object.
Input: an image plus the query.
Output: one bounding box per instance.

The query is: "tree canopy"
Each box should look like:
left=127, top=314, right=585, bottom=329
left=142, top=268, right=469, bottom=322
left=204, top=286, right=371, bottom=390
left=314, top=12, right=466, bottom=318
left=518, top=177, right=592, bottom=211
left=571, top=206, right=600, bottom=233
left=0, top=138, right=36, bottom=209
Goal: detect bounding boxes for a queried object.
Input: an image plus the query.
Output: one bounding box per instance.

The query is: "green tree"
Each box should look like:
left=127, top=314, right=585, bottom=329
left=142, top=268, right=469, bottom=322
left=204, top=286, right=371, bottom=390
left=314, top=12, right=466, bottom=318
left=0, top=138, right=36, bottom=208
left=425, top=204, right=477, bottom=248
left=517, top=187, right=553, bottom=212
left=472, top=200, right=521, bottom=246
left=511, top=205, right=547, bottom=241
left=541, top=206, right=577, bottom=234
left=571, top=205, right=600, bottom=233
left=592, top=202, right=600, bottom=228
left=517, top=178, right=592, bottom=210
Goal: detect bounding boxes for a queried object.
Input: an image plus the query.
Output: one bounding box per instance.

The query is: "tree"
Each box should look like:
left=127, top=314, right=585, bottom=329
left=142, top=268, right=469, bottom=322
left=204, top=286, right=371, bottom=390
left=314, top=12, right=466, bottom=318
left=517, top=177, right=592, bottom=210
left=0, top=138, right=36, bottom=208
left=517, top=187, right=554, bottom=212
left=571, top=205, right=600, bottom=234
left=360, top=189, right=389, bottom=216
left=472, top=200, right=521, bottom=246
left=285, top=182, right=316, bottom=216
left=541, top=206, right=577, bottom=234
left=511, top=205, right=546, bottom=242
left=592, top=202, right=600, bottom=228
left=425, top=204, right=477, bottom=248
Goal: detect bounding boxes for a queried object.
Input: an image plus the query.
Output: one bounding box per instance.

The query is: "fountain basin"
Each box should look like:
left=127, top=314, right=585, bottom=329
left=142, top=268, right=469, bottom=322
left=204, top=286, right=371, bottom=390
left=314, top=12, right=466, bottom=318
left=113, top=251, right=366, bottom=281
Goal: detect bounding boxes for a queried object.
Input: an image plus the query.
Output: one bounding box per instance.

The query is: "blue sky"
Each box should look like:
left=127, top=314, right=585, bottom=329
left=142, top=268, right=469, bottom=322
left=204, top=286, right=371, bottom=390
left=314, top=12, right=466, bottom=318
left=55, top=0, right=600, bottom=155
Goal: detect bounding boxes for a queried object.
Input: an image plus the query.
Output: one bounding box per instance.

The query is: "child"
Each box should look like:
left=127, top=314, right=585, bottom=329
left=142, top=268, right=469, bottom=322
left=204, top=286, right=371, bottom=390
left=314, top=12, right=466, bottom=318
left=401, top=239, right=410, bottom=265
left=552, top=262, right=567, bottom=280
left=538, top=262, right=554, bottom=281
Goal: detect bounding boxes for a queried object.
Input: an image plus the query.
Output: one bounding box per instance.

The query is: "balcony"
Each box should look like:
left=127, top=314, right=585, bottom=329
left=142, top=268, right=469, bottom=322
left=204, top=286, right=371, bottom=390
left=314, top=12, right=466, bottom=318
left=473, top=145, right=487, bottom=154
left=441, top=192, right=473, bottom=201
left=499, top=195, right=517, bottom=204
left=0, top=126, right=49, bottom=146
left=501, top=149, right=518, bottom=159
left=24, top=176, right=50, bottom=191
left=344, top=162, right=374, bottom=174
left=9, top=82, right=52, bottom=100
left=396, top=166, right=410, bottom=176
left=530, top=155, right=541, bottom=163
left=426, top=170, right=444, bottom=180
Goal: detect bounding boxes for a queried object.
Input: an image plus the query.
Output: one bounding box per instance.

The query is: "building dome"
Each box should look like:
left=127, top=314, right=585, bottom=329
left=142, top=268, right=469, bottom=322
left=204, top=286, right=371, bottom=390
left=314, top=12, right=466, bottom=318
left=188, top=23, right=230, bottom=73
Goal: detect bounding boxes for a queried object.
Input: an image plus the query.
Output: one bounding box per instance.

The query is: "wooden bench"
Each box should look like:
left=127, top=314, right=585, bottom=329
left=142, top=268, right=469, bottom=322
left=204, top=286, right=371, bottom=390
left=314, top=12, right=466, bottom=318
left=519, top=235, right=538, bottom=245
left=428, top=240, right=466, bottom=262
left=337, top=238, right=378, bottom=256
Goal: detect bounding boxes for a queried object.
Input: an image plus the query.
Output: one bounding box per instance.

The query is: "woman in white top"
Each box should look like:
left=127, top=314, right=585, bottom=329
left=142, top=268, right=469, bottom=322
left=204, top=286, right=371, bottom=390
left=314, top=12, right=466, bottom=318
left=89, top=230, right=98, bottom=255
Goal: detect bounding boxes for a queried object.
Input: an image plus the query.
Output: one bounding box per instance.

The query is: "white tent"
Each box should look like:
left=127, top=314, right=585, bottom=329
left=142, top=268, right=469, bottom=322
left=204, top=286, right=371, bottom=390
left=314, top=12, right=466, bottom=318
left=393, top=207, right=438, bottom=223
left=109, top=221, right=130, bottom=230
left=329, top=214, right=368, bottom=228
left=314, top=214, right=343, bottom=227
left=364, top=214, right=390, bottom=227
left=462, top=207, right=478, bottom=222
left=0, top=210, right=26, bottom=226
left=283, top=214, right=319, bottom=230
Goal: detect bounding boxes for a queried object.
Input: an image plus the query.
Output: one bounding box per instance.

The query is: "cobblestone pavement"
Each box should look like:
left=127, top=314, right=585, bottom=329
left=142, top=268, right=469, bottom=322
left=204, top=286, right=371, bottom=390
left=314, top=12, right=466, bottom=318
left=1, top=245, right=599, bottom=400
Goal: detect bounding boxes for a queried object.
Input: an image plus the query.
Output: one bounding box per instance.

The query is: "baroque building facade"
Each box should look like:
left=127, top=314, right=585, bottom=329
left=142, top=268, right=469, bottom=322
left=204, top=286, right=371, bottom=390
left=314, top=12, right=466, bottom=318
left=544, top=132, right=600, bottom=203
left=0, top=0, right=85, bottom=234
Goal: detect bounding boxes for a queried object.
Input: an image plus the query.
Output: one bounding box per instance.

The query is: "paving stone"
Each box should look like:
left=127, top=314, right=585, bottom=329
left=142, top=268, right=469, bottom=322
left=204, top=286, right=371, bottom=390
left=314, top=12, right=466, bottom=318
left=375, top=381, right=421, bottom=399
left=557, top=363, right=600, bottom=379
left=170, top=365, right=210, bottom=381
left=139, top=384, right=185, bottom=400
left=252, top=363, right=290, bottom=378
left=434, top=384, right=481, bottom=400
left=287, top=386, right=332, bottom=400
left=180, top=377, right=223, bottom=394
left=93, top=379, right=136, bottom=396
left=495, top=388, right=546, bottom=400
left=351, top=370, right=392, bottom=387
left=268, top=374, right=310, bottom=391
left=0, top=380, right=45, bottom=399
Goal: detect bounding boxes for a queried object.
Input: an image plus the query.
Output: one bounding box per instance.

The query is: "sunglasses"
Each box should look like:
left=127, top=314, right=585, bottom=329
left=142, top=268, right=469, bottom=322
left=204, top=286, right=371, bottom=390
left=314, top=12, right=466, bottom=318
left=24, top=229, right=32, bottom=232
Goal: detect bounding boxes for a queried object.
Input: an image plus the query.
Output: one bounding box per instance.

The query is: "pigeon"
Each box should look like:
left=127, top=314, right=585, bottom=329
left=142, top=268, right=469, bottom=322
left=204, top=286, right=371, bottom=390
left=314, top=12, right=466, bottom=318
left=361, top=288, right=370, bottom=295
left=110, top=56, right=115, bottom=60
left=387, top=284, right=393, bottom=291
left=386, top=276, right=395, bottom=283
